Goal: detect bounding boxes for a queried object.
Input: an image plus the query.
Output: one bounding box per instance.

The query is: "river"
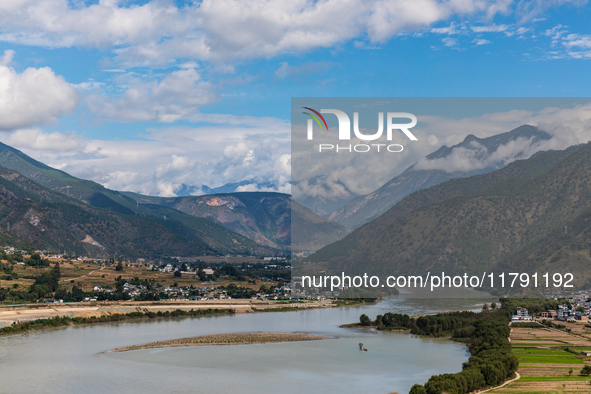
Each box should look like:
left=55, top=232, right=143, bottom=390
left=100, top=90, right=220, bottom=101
left=0, top=297, right=495, bottom=394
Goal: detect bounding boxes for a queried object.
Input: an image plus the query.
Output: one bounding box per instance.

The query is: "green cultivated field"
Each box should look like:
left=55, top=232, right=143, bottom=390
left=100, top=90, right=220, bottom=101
left=512, top=348, right=572, bottom=356
left=489, top=391, right=587, bottom=393
left=516, top=355, right=584, bottom=364
left=517, top=376, right=591, bottom=382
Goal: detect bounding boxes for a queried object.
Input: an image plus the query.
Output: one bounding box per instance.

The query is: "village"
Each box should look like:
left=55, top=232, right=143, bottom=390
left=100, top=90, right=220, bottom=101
left=0, top=245, right=294, bottom=305
left=512, top=294, right=591, bottom=323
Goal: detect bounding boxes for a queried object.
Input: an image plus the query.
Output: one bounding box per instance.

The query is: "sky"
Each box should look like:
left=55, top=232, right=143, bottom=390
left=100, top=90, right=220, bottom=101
left=0, top=0, right=591, bottom=197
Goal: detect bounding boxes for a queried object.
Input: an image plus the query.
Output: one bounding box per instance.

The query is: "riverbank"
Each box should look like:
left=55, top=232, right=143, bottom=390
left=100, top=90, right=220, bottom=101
left=0, top=297, right=482, bottom=393
left=0, top=299, right=333, bottom=326
left=343, top=306, right=518, bottom=394
left=0, top=299, right=336, bottom=335
left=106, top=332, right=332, bottom=353
left=0, top=308, right=236, bottom=336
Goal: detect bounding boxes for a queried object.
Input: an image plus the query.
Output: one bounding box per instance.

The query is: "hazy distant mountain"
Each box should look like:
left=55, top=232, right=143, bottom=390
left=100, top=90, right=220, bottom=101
left=0, top=141, right=377, bottom=256
left=0, top=142, right=278, bottom=256
left=291, top=201, right=349, bottom=254
left=0, top=166, right=272, bottom=258
left=122, top=192, right=349, bottom=253
left=175, top=179, right=279, bottom=197
left=292, top=176, right=359, bottom=218
left=310, top=143, right=591, bottom=288
left=328, top=125, right=551, bottom=230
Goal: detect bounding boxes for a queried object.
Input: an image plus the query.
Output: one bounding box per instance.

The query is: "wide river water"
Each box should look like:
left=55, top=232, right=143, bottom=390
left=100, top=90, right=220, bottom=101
left=0, top=297, right=495, bottom=394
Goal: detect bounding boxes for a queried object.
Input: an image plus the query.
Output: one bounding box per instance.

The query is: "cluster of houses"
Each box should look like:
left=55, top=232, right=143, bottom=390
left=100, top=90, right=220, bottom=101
left=512, top=303, right=590, bottom=323
left=3, top=246, right=28, bottom=255
left=88, top=281, right=292, bottom=301
left=156, top=263, right=215, bottom=276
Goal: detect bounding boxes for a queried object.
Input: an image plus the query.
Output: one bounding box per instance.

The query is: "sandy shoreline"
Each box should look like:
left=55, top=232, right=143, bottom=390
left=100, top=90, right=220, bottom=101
left=0, top=299, right=333, bottom=327
left=106, top=332, right=332, bottom=353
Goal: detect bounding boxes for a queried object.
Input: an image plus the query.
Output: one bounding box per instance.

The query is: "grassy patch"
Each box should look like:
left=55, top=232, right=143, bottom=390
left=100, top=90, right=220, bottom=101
left=516, top=355, right=584, bottom=364
left=488, top=391, right=584, bottom=394
left=512, top=348, right=572, bottom=356
left=519, top=366, right=574, bottom=369
left=517, top=376, right=591, bottom=382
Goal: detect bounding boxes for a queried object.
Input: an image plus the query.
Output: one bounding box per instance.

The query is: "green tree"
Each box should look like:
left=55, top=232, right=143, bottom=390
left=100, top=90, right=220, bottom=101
left=581, top=365, right=591, bottom=376
left=0, top=287, right=8, bottom=301
left=115, top=261, right=124, bottom=271
left=491, top=302, right=497, bottom=309
left=569, top=368, right=573, bottom=376
left=174, top=270, right=181, bottom=277
left=409, top=384, right=427, bottom=394
left=49, top=263, right=61, bottom=291
left=375, top=314, right=383, bottom=327
left=359, top=314, right=370, bottom=326
left=576, top=306, right=586, bottom=313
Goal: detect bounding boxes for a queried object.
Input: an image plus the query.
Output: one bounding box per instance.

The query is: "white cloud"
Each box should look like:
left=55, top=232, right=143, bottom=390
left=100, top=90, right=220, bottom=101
left=412, top=103, right=591, bottom=173
left=0, top=0, right=522, bottom=66
left=0, top=115, right=291, bottom=197
left=0, top=63, right=78, bottom=130
left=1, top=128, right=84, bottom=151
left=292, top=101, right=591, bottom=204
left=4, top=101, right=591, bottom=201
left=516, top=0, right=586, bottom=23
left=430, top=22, right=461, bottom=35
left=539, top=25, right=591, bottom=59
left=471, top=24, right=510, bottom=33
left=86, top=68, right=218, bottom=122
left=274, top=61, right=334, bottom=80
left=414, top=136, right=546, bottom=172
left=442, top=37, right=458, bottom=47
left=473, top=38, right=491, bottom=45
left=0, top=50, right=15, bottom=66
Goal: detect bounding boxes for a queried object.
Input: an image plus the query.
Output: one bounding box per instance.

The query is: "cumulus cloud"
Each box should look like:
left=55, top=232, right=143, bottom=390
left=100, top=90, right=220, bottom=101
left=414, top=136, right=547, bottom=172
left=1, top=128, right=84, bottom=151
left=442, top=37, right=458, bottom=47
left=4, top=100, right=591, bottom=201
left=0, top=50, right=15, bottom=66
left=413, top=103, right=591, bottom=173
left=86, top=68, right=218, bottom=122
left=292, top=101, right=591, bottom=203
left=0, top=0, right=524, bottom=66
left=1, top=115, right=291, bottom=197
left=473, top=38, right=491, bottom=45
left=0, top=62, right=78, bottom=130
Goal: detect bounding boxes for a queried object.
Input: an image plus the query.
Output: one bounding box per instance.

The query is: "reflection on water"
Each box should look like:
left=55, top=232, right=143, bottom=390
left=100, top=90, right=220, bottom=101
left=0, top=297, right=494, bottom=394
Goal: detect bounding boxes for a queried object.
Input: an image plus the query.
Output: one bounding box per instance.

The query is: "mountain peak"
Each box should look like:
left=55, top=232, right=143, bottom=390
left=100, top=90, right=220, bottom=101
left=328, top=124, right=555, bottom=230
left=463, top=134, right=479, bottom=143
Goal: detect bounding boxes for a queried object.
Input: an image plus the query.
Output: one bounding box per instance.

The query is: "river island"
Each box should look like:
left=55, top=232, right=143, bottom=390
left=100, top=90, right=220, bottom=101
left=106, top=332, right=332, bottom=353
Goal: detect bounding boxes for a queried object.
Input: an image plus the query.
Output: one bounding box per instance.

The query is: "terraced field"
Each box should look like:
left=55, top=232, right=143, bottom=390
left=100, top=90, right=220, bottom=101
left=488, top=324, right=591, bottom=393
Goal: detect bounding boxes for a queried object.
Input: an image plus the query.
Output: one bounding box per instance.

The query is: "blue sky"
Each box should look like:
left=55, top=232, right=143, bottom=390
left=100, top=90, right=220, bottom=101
left=0, top=0, right=590, bottom=196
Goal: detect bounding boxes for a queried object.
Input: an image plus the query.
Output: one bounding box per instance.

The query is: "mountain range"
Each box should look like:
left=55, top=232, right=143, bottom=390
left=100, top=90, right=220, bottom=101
left=309, top=142, right=591, bottom=289
left=175, top=178, right=278, bottom=197
left=122, top=191, right=348, bottom=254
left=326, top=125, right=551, bottom=229
left=0, top=142, right=346, bottom=257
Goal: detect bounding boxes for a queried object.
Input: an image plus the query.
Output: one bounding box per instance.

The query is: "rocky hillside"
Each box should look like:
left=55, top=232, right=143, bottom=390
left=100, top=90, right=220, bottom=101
left=328, top=125, right=551, bottom=229
left=310, top=143, right=591, bottom=288
left=0, top=166, right=274, bottom=258
left=0, top=141, right=347, bottom=254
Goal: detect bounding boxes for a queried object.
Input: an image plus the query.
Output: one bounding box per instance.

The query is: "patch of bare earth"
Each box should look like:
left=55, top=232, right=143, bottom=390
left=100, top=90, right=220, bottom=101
left=107, top=332, right=332, bottom=353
